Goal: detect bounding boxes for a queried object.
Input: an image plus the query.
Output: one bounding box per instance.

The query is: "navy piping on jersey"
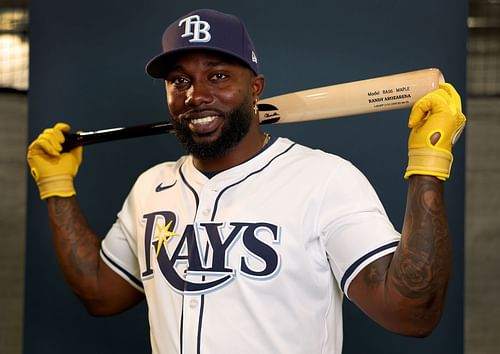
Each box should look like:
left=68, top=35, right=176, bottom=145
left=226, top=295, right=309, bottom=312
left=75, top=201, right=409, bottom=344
left=197, top=245, right=210, bottom=354
left=179, top=164, right=201, bottom=354
left=179, top=140, right=296, bottom=354
left=340, top=240, right=400, bottom=293
left=180, top=165, right=200, bottom=210
left=200, top=135, right=278, bottom=180
left=180, top=310, right=184, bottom=354
left=178, top=141, right=296, bottom=354
left=196, top=142, right=297, bottom=351
left=100, top=249, right=143, bottom=290
left=211, top=142, right=297, bottom=220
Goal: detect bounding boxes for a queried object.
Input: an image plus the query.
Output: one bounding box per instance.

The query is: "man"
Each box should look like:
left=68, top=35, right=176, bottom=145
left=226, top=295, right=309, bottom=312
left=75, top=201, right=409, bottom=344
left=27, top=8, right=466, bottom=354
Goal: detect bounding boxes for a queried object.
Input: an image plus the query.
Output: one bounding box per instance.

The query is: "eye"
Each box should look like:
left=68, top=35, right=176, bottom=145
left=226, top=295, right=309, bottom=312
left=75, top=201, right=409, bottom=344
left=210, top=72, right=228, bottom=81
left=167, top=76, right=190, bottom=88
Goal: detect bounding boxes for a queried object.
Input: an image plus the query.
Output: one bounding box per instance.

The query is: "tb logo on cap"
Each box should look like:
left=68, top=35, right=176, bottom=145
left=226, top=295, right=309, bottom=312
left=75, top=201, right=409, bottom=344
left=179, top=15, right=211, bottom=43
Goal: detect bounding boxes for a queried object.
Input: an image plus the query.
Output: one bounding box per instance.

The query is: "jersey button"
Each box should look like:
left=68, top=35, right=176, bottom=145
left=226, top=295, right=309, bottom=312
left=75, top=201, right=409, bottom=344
left=189, top=299, right=198, bottom=308
left=202, top=208, right=211, bottom=217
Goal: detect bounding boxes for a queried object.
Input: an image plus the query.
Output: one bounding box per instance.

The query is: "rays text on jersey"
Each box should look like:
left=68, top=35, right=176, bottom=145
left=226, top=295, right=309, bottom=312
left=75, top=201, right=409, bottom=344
left=141, top=211, right=282, bottom=294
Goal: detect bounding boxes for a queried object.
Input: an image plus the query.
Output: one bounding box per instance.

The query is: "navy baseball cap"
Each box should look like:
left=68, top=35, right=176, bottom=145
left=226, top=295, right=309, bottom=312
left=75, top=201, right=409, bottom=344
left=145, top=9, right=259, bottom=78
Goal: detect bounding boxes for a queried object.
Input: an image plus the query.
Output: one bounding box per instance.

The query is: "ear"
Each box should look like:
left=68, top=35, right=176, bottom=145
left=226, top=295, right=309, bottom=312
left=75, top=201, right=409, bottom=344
left=251, top=74, right=265, bottom=101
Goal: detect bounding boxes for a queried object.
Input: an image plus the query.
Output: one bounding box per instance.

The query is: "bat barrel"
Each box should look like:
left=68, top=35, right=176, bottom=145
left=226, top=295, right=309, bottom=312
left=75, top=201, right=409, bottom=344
left=257, top=68, right=444, bottom=124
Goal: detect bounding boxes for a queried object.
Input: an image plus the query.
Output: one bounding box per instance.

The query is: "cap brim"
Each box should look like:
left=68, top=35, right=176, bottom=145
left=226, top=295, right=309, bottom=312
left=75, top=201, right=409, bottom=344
left=145, top=51, right=176, bottom=79
left=145, top=47, right=258, bottom=79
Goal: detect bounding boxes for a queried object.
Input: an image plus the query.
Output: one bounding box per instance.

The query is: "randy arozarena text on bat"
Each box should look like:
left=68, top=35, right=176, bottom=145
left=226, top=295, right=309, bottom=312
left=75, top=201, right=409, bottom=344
left=61, top=68, right=444, bottom=151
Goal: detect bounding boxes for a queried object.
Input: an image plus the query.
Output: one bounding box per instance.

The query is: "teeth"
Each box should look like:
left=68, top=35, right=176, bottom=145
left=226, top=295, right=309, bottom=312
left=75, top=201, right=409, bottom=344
left=191, top=116, right=218, bottom=125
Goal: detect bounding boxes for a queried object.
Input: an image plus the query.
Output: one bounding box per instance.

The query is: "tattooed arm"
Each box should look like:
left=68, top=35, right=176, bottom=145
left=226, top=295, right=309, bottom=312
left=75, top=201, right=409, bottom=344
left=348, top=175, right=451, bottom=337
left=47, top=197, right=144, bottom=316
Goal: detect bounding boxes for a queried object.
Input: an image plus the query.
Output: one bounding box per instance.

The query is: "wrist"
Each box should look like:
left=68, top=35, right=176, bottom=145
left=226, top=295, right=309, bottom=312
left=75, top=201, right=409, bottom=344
left=37, top=174, right=76, bottom=200
left=404, top=147, right=453, bottom=181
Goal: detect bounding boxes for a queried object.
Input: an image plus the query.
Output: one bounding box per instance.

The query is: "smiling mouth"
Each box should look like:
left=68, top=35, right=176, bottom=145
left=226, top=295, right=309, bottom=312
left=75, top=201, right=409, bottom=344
left=186, top=113, right=224, bottom=136
left=190, top=116, right=218, bottom=125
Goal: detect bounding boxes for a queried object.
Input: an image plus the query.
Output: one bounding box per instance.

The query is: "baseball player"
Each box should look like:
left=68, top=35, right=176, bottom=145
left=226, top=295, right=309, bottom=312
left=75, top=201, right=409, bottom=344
left=27, top=8, right=466, bottom=354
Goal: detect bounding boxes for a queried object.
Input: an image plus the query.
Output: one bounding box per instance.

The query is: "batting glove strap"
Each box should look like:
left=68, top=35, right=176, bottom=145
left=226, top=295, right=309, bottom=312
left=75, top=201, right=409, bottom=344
left=404, top=147, right=452, bottom=181
left=36, top=174, right=76, bottom=200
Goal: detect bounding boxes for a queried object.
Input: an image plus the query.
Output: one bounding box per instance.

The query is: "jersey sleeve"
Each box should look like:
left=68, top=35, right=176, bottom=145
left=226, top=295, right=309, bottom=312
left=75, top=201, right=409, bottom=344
left=100, top=191, right=144, bottom=293
left=318, top=159, right=400, bottom=298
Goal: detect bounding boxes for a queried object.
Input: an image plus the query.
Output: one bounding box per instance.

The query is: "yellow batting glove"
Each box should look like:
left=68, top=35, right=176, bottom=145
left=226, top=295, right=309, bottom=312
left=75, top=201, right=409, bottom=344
left=27, top=123, right=82, bottom=199
left=404, top=83, right=466, bottom=180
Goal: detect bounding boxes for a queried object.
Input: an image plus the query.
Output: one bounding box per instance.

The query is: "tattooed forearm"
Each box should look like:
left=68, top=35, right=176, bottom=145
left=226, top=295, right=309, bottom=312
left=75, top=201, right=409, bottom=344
left=350, top=176, right=451, bottom=336
left=47, top=197, right=101, bottom=281
left=390, top=176, right=451, bottom=301
left=45, top=197, right=144, bottom=316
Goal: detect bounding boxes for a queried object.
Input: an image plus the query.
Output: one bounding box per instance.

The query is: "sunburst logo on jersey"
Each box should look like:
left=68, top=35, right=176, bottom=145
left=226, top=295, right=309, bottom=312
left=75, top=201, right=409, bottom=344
left=155, top=220, right=179, bottom=257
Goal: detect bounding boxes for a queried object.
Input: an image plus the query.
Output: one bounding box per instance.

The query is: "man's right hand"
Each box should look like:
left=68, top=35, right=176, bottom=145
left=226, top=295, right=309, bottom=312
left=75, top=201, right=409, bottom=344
left=27, top=122, right=82, bottom=200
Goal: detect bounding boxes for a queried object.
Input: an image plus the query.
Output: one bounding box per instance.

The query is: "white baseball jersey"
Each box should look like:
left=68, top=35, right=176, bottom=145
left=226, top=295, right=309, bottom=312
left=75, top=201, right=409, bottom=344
left=101, top=137, right=400, bottom=354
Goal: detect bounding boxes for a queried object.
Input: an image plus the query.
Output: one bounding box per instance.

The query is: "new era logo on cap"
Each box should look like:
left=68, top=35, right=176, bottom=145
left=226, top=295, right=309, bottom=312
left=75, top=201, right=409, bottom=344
left=145, top=9, right=259, bottom=78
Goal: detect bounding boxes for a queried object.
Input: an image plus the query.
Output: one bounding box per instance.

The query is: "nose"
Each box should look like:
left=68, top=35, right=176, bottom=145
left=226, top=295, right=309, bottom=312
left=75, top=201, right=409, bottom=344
left=185, top=81, right=213, bottom=107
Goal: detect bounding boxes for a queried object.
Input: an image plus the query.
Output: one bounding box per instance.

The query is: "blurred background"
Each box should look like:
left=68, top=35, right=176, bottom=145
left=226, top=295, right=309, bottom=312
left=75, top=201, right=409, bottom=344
left=0, top=0, right=498, bottom=353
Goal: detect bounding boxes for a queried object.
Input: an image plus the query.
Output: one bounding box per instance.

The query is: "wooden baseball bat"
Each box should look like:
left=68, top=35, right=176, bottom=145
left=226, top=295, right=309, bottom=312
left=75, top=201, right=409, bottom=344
left=61, top=68, right=444, bottom=151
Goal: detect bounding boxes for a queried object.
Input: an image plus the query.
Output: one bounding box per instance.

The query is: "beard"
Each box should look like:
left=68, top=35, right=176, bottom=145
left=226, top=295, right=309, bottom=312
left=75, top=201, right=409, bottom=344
left=171, top=101, right=253, bottom=160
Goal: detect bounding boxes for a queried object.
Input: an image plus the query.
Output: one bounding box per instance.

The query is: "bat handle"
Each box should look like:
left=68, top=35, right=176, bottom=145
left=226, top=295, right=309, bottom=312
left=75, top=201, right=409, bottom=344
left=61, top=121, right=174, bottom=152
left=61, top=132, right=83, bottom=152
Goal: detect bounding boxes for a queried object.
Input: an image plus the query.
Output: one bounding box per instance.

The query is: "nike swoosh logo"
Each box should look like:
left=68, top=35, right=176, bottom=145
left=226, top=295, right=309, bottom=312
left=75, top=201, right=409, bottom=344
left=155, top=180, right=177, bottom=192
